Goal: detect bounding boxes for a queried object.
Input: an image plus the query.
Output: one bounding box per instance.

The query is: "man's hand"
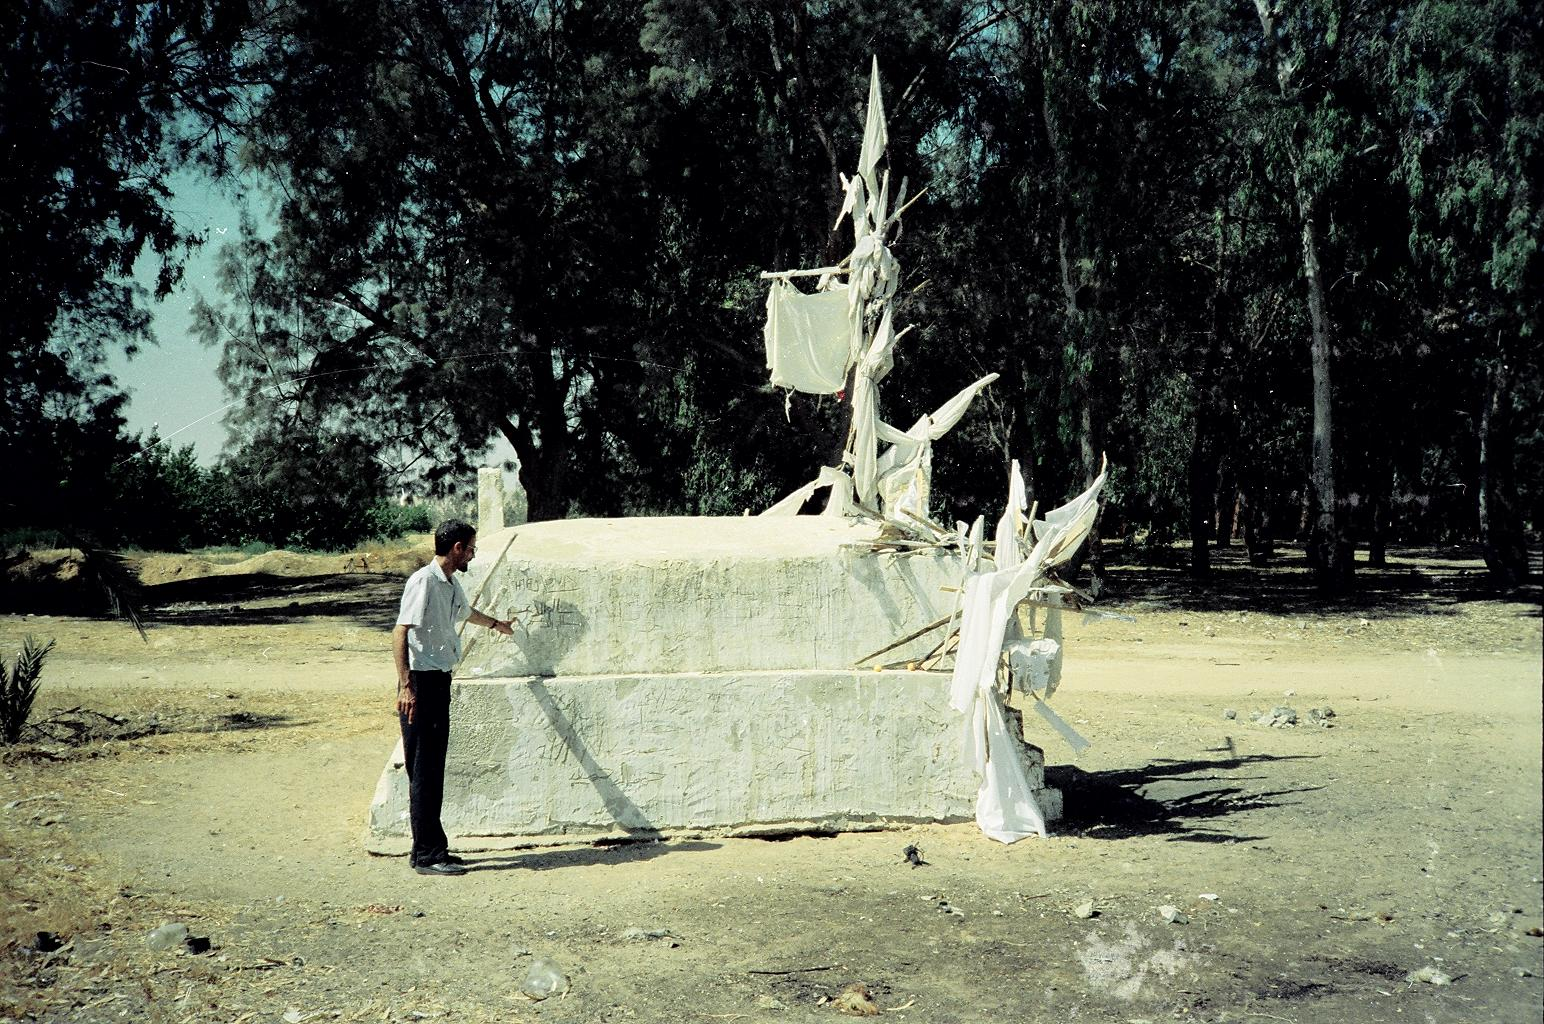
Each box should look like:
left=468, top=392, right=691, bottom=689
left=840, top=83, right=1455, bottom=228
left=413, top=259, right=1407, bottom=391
left=490, top=618, right=514, bottom=636
left=397, top=679, right=416, bottom=723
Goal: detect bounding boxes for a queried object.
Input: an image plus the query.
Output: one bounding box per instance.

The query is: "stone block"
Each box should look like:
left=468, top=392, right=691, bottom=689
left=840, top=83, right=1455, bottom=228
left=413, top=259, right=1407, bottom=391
left=459, top=517, right=965, bottom=677
left=477, top=467, right=505, bottom=534
left=367, top=670, right=1060, bottom=848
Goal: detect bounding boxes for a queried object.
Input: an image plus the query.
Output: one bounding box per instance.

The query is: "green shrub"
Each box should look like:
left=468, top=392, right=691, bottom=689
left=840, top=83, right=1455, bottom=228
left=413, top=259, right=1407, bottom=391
left=1, top=636, right=55, bottom=744
left=365, top=502, right=433, bottom=541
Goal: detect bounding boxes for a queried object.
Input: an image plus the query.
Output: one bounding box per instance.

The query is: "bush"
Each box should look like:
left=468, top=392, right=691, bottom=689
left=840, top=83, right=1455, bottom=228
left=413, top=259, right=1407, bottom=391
left=1, top=635, right=54, bottom=744
left=365, top=502, right=433, bottom=541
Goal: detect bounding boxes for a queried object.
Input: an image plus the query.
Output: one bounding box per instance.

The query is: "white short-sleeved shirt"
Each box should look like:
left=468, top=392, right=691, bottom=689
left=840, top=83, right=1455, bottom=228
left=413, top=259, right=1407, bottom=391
left=397, top=559, right=470, bottom=671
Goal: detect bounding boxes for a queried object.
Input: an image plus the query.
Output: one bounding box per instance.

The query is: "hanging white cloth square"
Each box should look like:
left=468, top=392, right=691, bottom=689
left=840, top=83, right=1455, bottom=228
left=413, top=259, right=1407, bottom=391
left=764, top=280, right=853, bottom=395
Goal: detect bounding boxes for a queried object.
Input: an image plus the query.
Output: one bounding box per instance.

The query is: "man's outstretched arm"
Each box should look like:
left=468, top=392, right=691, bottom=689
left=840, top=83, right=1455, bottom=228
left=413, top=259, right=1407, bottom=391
left=465, top=609, right=514, bottom=635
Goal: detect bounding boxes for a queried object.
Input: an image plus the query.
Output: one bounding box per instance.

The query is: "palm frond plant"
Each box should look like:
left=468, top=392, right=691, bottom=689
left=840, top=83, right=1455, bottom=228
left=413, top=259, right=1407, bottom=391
left=1, top=635, right=56, bottom=744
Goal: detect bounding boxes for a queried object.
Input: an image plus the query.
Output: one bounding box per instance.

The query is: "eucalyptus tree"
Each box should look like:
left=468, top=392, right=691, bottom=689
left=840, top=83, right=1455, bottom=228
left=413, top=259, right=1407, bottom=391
left=199, top=0, right=971, bottom=520
left=1391, top=0, right=1540, bottom=586
left=1239, top=0, right=1406, bottom=591
left=1, top=0, right=249, bottom=536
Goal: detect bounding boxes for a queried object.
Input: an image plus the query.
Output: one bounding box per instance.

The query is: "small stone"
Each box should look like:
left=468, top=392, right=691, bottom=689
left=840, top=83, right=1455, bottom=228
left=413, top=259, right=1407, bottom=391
left=520, top=957, right=569, bottom=1000
left=1223, top=708, right=1237, bottom=720
left=619, top=927, right=674, bottom=943
left=146, top=923, right=188, bottom=951
left=755, top=995, right=787, bottom=1010
left=833, top=982, right=880, bottom=1016
left=1159, top=905, right=1188, bottom=925
left=1073, top=901, right=1096, bottom=919
left=511, top=946, right=531, bottom=958
left=1406, top=966, right=1453, bottom=986
left=1515, top=967, right=1535, bottom=978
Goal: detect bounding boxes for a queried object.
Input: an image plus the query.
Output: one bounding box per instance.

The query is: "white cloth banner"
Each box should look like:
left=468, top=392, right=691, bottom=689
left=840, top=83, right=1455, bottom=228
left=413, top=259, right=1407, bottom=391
left=764, top=280, right=852, bottom=395
left=858, top=56, right=888, bottom=198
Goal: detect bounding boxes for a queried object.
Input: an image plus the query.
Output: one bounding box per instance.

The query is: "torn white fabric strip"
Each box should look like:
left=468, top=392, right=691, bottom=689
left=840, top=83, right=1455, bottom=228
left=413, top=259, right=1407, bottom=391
left=994, top=458, right=1027, bottom=570
left=759, top=466, right=853, bottom=517
left=1033, top=698, right=1090, bottom=755
left=858, top=56, right=888, bottom=197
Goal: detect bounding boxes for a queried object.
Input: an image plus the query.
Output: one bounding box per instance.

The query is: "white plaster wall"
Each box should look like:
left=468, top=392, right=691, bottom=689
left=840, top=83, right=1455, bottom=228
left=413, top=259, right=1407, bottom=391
left=367, top=670, right=1060, bottom=845
left=456, top=518, right=967, bottom=677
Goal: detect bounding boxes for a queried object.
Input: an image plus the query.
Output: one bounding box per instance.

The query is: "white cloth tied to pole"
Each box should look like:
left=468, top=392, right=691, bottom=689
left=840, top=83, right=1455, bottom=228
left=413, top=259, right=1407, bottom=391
left=1030, top=460, right=1107, bottom=570
left=875, top=374, right=1000, bottom=521
left=847, top=308, right=898, bottom=504
left=948, top=467, right=1108, bottom=843
left=1007, top=637, right=1061, bottom=695
left=994, top=459, right=1028, bottom=570
left=764, top=280, right=854, bottom=395
left=857, top=56, right=888, bottom=199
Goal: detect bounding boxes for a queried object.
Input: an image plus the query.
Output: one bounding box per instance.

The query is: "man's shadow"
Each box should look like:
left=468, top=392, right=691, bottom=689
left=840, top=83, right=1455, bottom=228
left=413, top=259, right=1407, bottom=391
left=461, top=838, right=722, bottom=872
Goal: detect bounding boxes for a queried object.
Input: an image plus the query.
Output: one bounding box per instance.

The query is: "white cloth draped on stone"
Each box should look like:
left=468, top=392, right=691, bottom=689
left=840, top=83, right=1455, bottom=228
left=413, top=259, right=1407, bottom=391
left=948, top=467, right=1107, bottom=843
left=764, top=280, right=853, bottom=395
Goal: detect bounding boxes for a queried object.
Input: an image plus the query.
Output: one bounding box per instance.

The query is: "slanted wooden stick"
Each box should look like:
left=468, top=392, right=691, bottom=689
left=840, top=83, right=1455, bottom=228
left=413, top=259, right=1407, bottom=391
left=851, top=614, right=952, bottom=667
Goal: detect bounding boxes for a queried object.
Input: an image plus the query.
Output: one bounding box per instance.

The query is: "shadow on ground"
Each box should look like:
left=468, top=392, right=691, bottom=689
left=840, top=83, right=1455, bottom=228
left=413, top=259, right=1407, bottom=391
left=1099, top=540, right=1541, bottom=618
left=1047, top=752, right=1322, bottom=843
left=458, top=838, right=723, bottom=873
left=144, top=573, right=403, bottom=630
left=19, top=707, right=306, bottom=750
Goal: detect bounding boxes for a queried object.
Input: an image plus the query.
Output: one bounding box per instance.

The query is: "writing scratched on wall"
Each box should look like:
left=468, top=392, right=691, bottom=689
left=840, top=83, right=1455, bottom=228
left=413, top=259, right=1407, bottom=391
left=512, top=599, right=584, bottom=632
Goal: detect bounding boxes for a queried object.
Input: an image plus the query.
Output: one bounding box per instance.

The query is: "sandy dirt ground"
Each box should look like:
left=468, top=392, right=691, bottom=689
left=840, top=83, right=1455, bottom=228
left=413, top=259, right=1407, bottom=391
left=1, top=543, right=1540, bottom=1023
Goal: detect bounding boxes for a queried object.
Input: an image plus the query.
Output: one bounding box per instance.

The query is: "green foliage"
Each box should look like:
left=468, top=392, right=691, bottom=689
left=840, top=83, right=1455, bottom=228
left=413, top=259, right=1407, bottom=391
left=1, top=0, right=250, bottom=542
left=365, top=502, right=432, bottom=542
left=1, top=636, right=55, bottom=744
left=3, top=1, right=1537, bottom=580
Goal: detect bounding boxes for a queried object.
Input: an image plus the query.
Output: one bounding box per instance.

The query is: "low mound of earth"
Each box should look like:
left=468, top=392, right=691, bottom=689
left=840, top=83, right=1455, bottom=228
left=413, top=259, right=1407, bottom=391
left=0, top=541, right=432, bottom=619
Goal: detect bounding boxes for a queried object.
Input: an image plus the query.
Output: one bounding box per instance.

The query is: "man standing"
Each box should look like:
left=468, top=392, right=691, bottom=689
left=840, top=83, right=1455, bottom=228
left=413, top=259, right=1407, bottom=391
left=393, top=519, right=514, bottom=876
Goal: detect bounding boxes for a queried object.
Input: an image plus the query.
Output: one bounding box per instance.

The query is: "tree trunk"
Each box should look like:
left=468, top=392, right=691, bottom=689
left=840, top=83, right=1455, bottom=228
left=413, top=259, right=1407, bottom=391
left=1478, top=357, right=1530, bottom=587
left=1215, top=454, right=1237, bottom=548
left=1367, top=442, right=1389, bottom=568
left=1188, top=404, right=1217, bottom=578
left=1253, top=0, right=1352, bottom=592
left=1295, top=181, right=1353, bottom=591
left=507, top=344, right=577, bottom=522
left=1241, top=461, right=1274, bottom=567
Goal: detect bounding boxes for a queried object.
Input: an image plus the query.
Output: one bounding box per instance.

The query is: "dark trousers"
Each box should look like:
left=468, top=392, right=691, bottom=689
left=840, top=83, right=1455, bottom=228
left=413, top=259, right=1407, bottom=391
left=400, top=670, right=452, bottom=865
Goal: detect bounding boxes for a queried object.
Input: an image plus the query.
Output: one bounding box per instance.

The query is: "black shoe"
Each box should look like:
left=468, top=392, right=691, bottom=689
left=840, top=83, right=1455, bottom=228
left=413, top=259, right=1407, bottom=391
left=413, top=860, right=466, bottom=876
left=442, top=853, right=468, bottom=866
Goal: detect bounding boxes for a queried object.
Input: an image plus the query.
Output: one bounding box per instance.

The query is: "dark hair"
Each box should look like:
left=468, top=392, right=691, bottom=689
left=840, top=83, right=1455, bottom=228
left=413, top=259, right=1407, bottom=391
left=434, top=519, right=476, bottom=555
